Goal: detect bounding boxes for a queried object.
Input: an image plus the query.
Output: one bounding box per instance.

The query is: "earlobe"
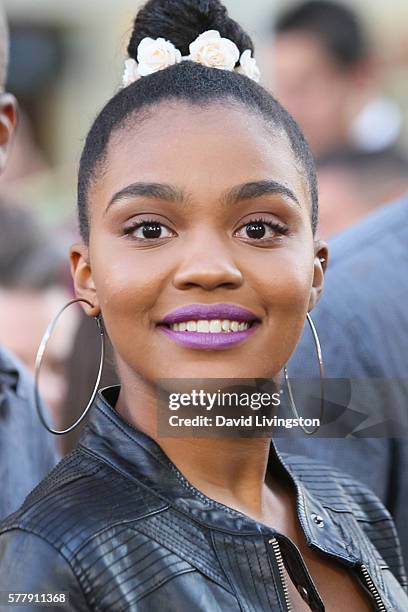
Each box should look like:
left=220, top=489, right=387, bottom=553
left=0, top=93, right=17, bottom=172
left=70, top=243, right=100, bottom=317
left=308, top=239, right=329, bottom=312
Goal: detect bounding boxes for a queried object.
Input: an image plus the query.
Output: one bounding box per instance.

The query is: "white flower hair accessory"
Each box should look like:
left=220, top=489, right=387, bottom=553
left=122, top=36, right=182, bottom=86
left=122, top=58, right=140, bottom=87
left=122, top=30, right=260, bottom=88
left=237, top=49, right=261, bottom=83
left=188, top=30, right=239, bottom=70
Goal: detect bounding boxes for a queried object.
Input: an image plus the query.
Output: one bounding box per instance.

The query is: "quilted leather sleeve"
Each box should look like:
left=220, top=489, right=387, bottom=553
left=0, top=530, right=89, bottom=612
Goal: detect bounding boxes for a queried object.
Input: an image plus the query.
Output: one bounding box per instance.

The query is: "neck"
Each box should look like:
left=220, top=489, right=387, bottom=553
left=115, top=370, right=282, bottom=522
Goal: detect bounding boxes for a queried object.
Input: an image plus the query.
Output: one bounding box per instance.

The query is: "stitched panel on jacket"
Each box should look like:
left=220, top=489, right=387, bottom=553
left=72, top=526, right=195, bottom=611
left=211, top=531, right=285, bottom=612
left=282, top=453, right=401, bottom=522
left=0, top=450, right=100, bottom=524
left=0, top=449, right=167, bottom=558
left=132, top=509, right=231, bottom=591
left=357, top=517, right=407, bottom=591
left=280, top=453, right=353, bottom=512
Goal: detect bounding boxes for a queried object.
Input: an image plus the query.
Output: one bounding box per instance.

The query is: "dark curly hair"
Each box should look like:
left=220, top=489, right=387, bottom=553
left=78, top=0, right=318, bottom=243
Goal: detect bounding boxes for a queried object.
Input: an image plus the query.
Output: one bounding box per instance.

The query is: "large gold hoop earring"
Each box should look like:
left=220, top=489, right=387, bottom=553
left=34, top=298, right=105, bottom=435
left=283, top=312, right=325, bottom=435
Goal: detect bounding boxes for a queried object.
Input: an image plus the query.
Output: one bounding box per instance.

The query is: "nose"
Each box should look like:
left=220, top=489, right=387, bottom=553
left=172, top=237, right=244, bottom=292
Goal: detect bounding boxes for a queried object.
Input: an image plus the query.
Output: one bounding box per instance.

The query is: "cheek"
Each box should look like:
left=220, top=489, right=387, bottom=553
left=247, top=242, right=314, bottom=348
left=247, top=240, right=313, bottom=310
left=89, top=241, right=168, bottom=348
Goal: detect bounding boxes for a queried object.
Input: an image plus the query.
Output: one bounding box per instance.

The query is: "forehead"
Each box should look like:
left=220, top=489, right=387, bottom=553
left=90, top=101, right=310, bottom=211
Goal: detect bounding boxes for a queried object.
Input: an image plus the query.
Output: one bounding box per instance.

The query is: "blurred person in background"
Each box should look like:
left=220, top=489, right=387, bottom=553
left=0, top=3, right=59, bottom=519
left=264, top=0, right=408, bottom=239
left=266, top=0, right=403, bottom=159
left=0, top=199, right=79, bottom=418
left=317, top=148, right=408, bottom=237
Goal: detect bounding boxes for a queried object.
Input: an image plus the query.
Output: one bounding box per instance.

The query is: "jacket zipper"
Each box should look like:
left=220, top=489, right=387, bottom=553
left=360, top=564, right=387, bottom=611
left=268, top=540, right=388, bottom=611
left=268, top=537, right=292, bottom=611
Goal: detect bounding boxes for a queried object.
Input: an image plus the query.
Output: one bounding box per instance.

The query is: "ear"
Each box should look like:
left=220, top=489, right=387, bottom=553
left=308, top=239, right=328, bottom=312
left=70, top=242, right=100, bottom=317
left=0, top=93, right=17, bottom=172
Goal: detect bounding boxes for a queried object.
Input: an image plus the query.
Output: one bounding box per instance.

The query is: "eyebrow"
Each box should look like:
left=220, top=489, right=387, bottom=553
left=224, top=180, right=300, bottom=208
left=105, top=179, right=300, bottom=213
left=106, top=182, right=183, bottom=213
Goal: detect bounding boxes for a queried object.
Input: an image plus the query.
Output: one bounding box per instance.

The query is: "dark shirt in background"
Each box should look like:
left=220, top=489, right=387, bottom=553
left=0, top=346, right=59, bottom=519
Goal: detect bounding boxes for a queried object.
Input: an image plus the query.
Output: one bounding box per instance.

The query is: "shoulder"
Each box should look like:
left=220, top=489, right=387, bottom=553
left=328, top=195, right=408, bottom=270
left=0, top=530, right=89, bottom=611
left=317, top=195, right=408, bottom=309
left=281, top=451, right=388, bottom=516
left=0, top=446, right=166, bottom=559
left=281, top=451, right=407, bottom=590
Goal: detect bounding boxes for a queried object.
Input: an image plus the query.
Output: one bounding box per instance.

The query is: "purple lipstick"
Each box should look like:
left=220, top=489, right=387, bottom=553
left=158, top=303, right=260, bottom=350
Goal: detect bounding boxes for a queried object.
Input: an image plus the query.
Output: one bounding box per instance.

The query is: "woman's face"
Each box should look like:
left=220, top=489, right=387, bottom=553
left=71, top=101, right=327, bottom=385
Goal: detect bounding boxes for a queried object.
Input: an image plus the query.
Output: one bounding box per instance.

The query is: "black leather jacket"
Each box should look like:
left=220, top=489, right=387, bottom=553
left=0, top=386, right=407, bottom=611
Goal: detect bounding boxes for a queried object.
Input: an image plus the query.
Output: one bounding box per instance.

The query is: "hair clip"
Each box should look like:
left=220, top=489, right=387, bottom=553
left=122, top=30, right=261, bottom=88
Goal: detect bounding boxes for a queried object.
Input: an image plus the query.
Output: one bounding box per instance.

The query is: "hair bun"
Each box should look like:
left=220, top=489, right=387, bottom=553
left=127, top=0, right=254, bottom=60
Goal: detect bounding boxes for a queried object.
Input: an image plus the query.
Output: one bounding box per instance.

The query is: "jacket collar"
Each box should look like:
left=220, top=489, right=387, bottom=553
left=79, top=386, right=360, bottom=564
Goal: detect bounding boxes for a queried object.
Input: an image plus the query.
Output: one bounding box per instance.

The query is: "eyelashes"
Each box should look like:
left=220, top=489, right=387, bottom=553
left=234, top=217, right=289, bottom=240
left=123, top=216, right=289, bottom=243
left=123, top=218, right=175, bottom=240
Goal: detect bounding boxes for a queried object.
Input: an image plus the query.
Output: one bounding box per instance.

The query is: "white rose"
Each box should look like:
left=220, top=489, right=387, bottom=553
left=122, top=58, right=140, bottom=88
left=189, top=30, right=240, bottom=71
left=237, top=50, right=261, bottom=83
left=137, top=37, right=182, bottom=76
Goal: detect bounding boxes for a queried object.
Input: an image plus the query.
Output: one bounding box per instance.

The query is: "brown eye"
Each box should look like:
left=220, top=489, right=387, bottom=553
left=142, top=222, right=162, bottom=239
left=125, top=220, right=176, bottom=241
left=234, top=217, right=288, bottom=242
left=246, top=222, right=266, bottom=239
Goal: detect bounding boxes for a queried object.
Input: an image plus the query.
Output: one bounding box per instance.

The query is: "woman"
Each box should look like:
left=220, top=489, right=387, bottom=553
left=0, top=1, right=407, bottom=610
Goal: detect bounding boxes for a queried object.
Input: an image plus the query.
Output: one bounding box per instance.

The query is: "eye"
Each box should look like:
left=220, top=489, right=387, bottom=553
left=234, top=217, right=288, bottom=242
left=124, top=219, right=176, bottom=241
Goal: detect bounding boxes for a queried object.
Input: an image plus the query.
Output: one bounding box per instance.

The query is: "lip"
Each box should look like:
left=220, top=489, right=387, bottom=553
left=158, top=303, right=261, bottom=351
left=159, top=324, right=260, bottom=350
left=160, top=303, right=259, bottom=325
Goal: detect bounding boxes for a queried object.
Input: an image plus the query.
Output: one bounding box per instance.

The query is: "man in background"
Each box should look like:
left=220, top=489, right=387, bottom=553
left=266, top=0, right=402, bottom=159
left=264, top=1, right=408, bottom=239
left=0, top=4, right=59, bottom=519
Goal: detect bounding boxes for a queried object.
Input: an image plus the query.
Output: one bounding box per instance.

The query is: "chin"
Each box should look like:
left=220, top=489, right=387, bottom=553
left=153, top=360, right=276, bottom=383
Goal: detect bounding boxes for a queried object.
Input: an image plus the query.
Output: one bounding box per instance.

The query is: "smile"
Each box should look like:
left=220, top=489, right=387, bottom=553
left=158, top=304, right=261, bottom=350
left=168, top=319, right=251, bottom=333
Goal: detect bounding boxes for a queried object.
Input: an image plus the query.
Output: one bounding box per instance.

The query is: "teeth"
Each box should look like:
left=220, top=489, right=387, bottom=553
left=169, top=319, right=250, bottom=333
left=209, top=320, right=222, bottom=333
left=197, top=320, right=210, bottom=333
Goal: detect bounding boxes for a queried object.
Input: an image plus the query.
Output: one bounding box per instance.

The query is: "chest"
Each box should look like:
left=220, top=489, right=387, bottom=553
left=281, top=542, right=373, bottom=611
